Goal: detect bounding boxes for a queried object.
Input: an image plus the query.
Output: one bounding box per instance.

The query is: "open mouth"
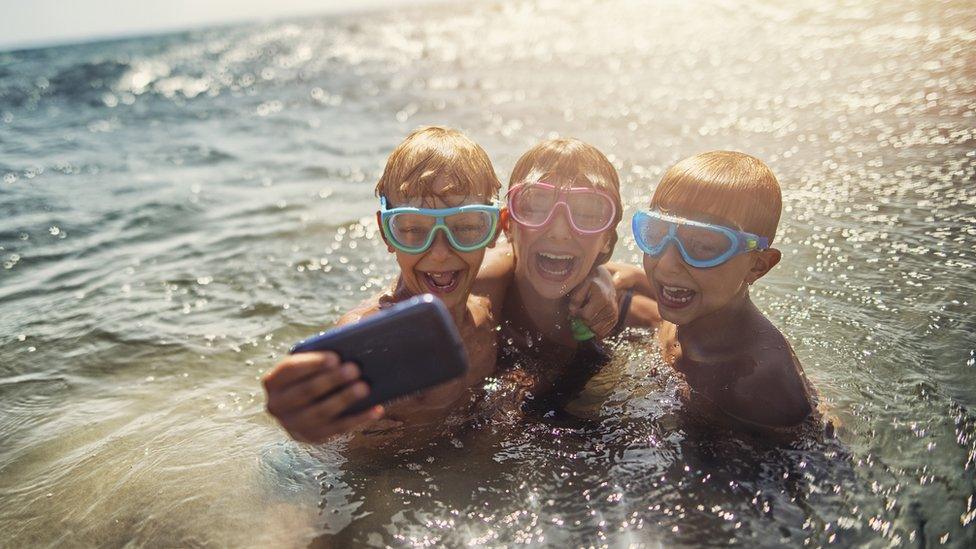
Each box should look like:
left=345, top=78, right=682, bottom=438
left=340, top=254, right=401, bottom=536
left=535, top=251, right=577, bottom=281
left=658, top=284, right=696, bottom=309
left=422, top=270, right=462, bottom=294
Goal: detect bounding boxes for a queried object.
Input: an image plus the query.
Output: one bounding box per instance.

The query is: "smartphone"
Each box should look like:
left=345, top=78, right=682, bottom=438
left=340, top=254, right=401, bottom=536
left=289, top=294, right=469, bottom=417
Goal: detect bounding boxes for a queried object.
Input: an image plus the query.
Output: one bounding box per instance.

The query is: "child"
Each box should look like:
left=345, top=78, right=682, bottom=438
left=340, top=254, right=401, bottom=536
left=263, top=126, right=502, bottom=443
left=474, top=138, right=627, bottom=402
left=617, top=150, right=817, bottom=429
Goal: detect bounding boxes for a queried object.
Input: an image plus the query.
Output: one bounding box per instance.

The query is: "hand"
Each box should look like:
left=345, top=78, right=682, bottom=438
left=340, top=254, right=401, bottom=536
left=609, top=262, right=653, bottom=295
left=567, top=266, right=619, bottom=339
left=262, top=351, right=384, bottom=443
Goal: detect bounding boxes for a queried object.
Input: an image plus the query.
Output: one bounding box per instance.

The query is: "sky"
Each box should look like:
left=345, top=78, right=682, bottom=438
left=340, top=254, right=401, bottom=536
left=0, top=0, right=416, bottom=51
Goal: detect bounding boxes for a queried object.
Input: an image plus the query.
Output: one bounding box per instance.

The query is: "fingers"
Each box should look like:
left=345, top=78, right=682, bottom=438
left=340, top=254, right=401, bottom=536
left=567, top=273, right=619, bottom=338
left=567, top=282, right=591, bottom=315
left=294, top=381, right=370, bottom=425
left=263, top=348, right=384, bottom=443
left=579, top=298, right=618, bottom=339
left=271, top=362, right=361, bottom=416
left=262, top=351, right=341, bottom=393
left=270, top=373, right=381, bottom=444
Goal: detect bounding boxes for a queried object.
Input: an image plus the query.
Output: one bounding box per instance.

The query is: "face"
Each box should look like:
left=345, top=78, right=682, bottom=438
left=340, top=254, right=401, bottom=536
left=508, top=182, right=613, bottom=300
left=641, top=209, right=760, bottom=325
left=382, top=184, right=492, bottom=312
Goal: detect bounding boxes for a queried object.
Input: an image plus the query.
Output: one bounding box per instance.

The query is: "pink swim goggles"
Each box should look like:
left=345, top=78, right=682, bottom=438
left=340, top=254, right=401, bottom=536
left=506, top=181, right=617, bottom=234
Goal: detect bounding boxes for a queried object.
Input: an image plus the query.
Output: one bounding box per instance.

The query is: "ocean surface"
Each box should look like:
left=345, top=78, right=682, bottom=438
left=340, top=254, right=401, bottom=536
left=1, top=0, right=974, bottom=546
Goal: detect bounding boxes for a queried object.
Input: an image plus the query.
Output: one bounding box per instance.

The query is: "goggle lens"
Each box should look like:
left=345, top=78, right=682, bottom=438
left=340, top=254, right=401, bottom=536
left=675, top=225, right=736, bottom=262
left=387, top=211, right=494, bottom=251
left=510, top=185, right=615, bottom=232
left=445, top=211, right=494, bottom=247
left=636, top=215, right=670, bottom=250
left=388, top=213, right=435, bottom=249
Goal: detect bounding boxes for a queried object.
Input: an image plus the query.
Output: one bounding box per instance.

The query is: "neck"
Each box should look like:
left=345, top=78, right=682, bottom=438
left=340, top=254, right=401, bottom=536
left=510, top=272, right=573, bottom=343
left=390, top=276, right=470, bottom=327
left=674, top=287, right=755, bottom=352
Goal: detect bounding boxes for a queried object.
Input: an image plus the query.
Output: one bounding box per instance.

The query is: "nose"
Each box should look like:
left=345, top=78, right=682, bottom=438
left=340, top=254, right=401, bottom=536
left=544, top=204, right=575, bottom=240
left=655, top=240, right=686, bottom=275
left=426, top=228, right=454, bottom=261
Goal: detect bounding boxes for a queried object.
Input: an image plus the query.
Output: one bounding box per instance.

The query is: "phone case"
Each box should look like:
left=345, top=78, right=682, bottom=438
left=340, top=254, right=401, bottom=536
left=289, top=294, right=469, bottom=417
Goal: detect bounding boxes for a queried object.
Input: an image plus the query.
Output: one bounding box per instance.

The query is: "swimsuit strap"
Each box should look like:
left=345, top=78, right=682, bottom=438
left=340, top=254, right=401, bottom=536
left=609, top=288, right=635, bottom=337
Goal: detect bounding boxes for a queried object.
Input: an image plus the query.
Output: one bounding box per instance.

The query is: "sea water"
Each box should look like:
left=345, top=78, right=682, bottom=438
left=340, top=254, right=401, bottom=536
left=1, top=0, right=974, bottom=546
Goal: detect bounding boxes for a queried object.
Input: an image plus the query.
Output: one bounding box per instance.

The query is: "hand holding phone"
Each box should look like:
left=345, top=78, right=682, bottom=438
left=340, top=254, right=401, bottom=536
left=263, top=295, right=468, bottom=443
left=263, top=351, right=384, bottom=443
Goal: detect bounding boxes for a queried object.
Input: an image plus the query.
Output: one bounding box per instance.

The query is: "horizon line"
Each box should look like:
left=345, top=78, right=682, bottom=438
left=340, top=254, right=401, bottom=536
left=0, top=0, right=457, bottom=54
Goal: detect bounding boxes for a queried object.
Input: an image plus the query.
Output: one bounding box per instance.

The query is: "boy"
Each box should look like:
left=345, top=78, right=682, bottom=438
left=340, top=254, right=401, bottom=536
left=615, top=150, right=817, bottom=430
left=262, top=126, right=502, bottom=443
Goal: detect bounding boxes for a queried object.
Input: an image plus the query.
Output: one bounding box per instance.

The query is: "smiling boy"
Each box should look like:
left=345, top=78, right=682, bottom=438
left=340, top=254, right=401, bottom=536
left=263, top=126, right=501, bottom=443
left=617, top=151, right=817, bottom=430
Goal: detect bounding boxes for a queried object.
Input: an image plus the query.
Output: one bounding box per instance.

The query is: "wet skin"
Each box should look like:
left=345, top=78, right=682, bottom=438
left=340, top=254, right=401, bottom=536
left=471, top=192, right=619, bottom=399
left=263, top=185, right=499, bottom=444
left=643, top=229, right=816, bottom=429
left=496, top=191, right=616, bottom=347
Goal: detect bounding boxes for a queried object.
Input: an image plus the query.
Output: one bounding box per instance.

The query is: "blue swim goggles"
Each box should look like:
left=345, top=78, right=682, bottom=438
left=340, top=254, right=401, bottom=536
left=379, top=196, right=500, bottom=254
left=632, top=210, right=769, bottom=268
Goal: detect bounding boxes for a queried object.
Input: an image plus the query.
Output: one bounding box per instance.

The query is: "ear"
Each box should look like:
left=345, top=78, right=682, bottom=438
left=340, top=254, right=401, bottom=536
left=487, top=208, right=510, bottom=249
left=376, top=211, right=395, bottom=254
left=500, top=206, right=512, bottom=241
left=746, top=248, right=781, bottom=284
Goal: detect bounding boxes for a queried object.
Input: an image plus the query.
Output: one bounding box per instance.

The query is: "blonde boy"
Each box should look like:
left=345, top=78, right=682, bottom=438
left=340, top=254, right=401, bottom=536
left=263, top=126, right=501, bottom=443
left=618, top=151, right=817, bottom=429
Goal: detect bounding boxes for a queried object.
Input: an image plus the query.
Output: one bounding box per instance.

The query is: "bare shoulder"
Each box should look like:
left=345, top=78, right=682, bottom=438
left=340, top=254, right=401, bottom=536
left=732, top=317, right=816, bottom=427
left=472, top=239, right=515, bottom=318
left=460, top=293, right=499, bottom=381
left=335, top=295, right=385, bottom=327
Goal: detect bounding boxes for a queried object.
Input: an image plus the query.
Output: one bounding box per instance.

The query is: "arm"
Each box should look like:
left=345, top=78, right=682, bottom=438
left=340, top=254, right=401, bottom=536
left=605, top=261, right=660, bottom=329
left=605, top=261, right=655, bottom=297
left=682, top=346, right=815, bottom=430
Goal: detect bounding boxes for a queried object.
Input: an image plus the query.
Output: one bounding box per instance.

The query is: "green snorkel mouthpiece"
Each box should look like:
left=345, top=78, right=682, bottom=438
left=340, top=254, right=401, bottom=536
left=570, top=318, right=596, bottom=341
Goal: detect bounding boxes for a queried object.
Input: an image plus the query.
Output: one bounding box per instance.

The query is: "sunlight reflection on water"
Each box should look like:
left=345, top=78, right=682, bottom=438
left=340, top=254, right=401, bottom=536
left=0, top=0, right=974, bottom=546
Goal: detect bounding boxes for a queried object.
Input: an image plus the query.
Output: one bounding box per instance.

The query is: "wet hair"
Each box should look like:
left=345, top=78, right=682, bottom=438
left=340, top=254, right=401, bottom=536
left=652, top=151, right=782, bottom=243
left=508, top=138, right=623, bottom=265
left=374, top=126, right=501, bottom=204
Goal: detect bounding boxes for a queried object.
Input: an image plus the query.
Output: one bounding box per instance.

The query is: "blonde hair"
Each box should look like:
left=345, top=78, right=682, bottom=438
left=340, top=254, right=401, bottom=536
left=508, top=138, right=622, bottom=265
left=374, top=126, right=501, bottom=204
left=652, top=151, right=782, bottom=242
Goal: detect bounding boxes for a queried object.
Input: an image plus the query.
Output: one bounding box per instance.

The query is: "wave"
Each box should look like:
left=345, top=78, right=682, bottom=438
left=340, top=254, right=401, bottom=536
left=48, top=59, right=132, bottom=102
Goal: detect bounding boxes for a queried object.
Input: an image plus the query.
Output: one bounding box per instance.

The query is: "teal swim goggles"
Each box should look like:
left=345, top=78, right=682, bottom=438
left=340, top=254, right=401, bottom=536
left=379, top=196, right=501, bottom=254
left=632, top=210, right=769, bottom=268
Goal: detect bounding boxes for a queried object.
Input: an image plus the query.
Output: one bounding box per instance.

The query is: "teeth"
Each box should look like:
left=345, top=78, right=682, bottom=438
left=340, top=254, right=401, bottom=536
left=539, top=252, right=574, bottom=261
left=662, top=285, right=695, bottom=303
left=425, top=271, right=458, bottom=288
